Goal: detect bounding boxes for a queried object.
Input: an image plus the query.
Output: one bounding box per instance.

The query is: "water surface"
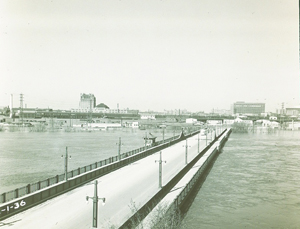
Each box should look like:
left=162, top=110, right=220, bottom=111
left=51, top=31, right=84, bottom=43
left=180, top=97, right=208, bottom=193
left=0, top=128, right=175, bottom=193
left=183, top=131, right=300, bottom=228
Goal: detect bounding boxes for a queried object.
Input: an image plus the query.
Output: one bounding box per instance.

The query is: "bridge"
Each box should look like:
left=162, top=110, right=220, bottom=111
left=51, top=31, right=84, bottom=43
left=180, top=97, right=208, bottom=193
left=0, top=128, right=231, bottom=228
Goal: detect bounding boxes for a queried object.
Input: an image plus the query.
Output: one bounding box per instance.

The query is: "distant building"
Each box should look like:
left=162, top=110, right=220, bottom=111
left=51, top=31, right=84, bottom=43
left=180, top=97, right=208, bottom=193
left=140, top=112, right=156, bottom=120
left=123, top=121, right=139, bottom=128
left=79, top=93, right=96, bottom=109
left=223, top=119, right=235, bottom=125
left=255, top=120, right=279, bottom=129
left=96, top=103, right=109, bottom=110
left=286, top=106, right=300, bottom=116
left=211, top=109, right=232, bottom=116
left=233, top=101, right=265, bottom=115
left=186, top=118, right=197, bottom=124
left=207, top=120, right=222, bottom=125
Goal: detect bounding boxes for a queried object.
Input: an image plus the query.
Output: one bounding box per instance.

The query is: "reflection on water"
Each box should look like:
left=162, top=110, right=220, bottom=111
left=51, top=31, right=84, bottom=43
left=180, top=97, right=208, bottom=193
left=183, top=131, right=300, bottom=228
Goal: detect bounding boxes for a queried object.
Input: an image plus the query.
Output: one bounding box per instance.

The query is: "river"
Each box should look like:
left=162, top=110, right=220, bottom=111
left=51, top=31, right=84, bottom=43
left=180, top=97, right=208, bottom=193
left=1, top=129, right=299, bottom=228
left=182, top=130, right=300, bottom=228
left=0, top=128, right=176, bottom=194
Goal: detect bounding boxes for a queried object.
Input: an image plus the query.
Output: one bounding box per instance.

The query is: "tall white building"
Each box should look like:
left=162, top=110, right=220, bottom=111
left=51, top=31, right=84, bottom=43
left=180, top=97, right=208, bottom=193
left=79, top=93, right=96, bottom=109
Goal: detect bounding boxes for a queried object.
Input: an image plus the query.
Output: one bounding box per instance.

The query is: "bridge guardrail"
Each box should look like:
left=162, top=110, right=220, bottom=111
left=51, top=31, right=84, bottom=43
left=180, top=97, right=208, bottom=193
left=120, top=129, right=224, bottom=228
left=163, top=129, right=232, bottom=222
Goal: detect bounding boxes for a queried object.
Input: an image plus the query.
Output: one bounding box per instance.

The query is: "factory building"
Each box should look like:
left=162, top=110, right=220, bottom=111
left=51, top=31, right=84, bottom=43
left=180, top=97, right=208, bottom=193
left=79, top=93, right=96, bottom=109
left=233, top=101, right=265, bottom=115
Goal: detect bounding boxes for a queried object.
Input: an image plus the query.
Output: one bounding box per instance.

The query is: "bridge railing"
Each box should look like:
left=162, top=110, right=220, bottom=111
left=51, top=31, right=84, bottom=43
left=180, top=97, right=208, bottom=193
left=163, top=129, right=232, bottom=220
left=119, top=129, right=223, bottom=228
left=0, top=134, right=184, bottom=204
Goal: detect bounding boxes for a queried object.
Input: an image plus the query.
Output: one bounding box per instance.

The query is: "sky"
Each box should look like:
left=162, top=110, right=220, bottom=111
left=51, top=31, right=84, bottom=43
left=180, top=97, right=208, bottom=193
left=0, top=0, right=299, bottom=113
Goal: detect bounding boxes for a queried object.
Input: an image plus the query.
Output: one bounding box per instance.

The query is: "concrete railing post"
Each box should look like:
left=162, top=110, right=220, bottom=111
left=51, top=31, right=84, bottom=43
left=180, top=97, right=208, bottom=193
left=26, top=184, right=31, bottom=194
left=14, top=189, right=19, bottom=198
left=2, top=193, right=6, bottom=203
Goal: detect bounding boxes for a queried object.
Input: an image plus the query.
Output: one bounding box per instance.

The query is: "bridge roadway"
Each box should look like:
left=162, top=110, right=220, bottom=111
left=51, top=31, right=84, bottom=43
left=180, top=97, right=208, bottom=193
left=1, top=131, right=216, bottom=228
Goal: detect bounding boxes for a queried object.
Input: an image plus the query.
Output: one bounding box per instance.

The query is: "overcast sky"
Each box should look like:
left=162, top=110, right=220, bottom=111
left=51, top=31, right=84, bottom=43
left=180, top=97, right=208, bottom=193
left=0, top=0, right=298, bottom=112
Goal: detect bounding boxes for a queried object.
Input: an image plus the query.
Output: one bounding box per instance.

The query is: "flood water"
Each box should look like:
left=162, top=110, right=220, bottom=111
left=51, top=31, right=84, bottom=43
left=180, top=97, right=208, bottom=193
left=183, top=130, right=300, bottom=228
left=0, top=128, right=176, bottom=194
left=1, top=129, right=299, bottom=228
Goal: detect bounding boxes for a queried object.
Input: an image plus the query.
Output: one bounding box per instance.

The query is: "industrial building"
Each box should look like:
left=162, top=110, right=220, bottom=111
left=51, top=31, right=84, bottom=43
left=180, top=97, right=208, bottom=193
left=79, top=93, right=96, bottom=109
left=233, top=101, right=265, bottom=115
left=286, top=106, right=300, bottom=116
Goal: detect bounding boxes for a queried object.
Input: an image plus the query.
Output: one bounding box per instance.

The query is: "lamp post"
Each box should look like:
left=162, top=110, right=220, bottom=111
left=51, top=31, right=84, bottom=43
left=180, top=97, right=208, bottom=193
left=86, top=180, right=106, bottom=228
left=116, top=137, right=123, bottom=161
left=213, top=128, right=216, bottom=141
left=61, top=147, right=71, bottom=181
left=144, top=132, right=148, bottom=148
left=198, top=131, right=200, bottom=153
left=69, top=111, right=72, bottom=128
left=183, top=139, right=191, bottom=165
left=155, top=151, right=166, bottom=188
left=195, top=131, right=200, bottom=153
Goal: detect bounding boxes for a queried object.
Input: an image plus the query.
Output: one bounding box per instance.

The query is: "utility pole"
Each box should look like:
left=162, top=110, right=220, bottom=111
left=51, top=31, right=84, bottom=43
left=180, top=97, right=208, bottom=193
left=61, top=147, right=71, bottom=181
left=183, top=139, right=191, bottom=165
left=10, top=94, right=13, bottom=118
left=86, top=180, right=106, bottom=228
left=90, top=96, right=93, bottom=127
left=20, top=93, right=24, bottom=126
left=197, top=131, right=200, bottom=153
left=155, top=151, right=166, bottom=188
left=69, top=111, right=72, bottom=128
left=116, top=137, right=123, bottom=161
left=49, top=108, right=54, bottom=131
left=144, top=132, right=147, bottom=148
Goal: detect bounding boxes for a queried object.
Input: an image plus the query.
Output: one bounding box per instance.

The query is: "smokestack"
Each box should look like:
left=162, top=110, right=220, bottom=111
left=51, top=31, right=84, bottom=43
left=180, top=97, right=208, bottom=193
left=10, top=94, right=13, bottom=118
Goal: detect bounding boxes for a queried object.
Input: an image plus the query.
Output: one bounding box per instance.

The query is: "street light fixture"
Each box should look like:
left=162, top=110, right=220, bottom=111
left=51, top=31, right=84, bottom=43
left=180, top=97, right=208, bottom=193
left=183, top=139, right=191, bottom=165
left=212, top=128, right=217, bottom=141
left=61, top=146, right=71, bottom=181
left=194, top=129, right=201, bottom=153
left=116, top=137, right=123, bottom=161
left=86, top=180, right=106, bottom=228
left=196, top=131, right=200, bottom=153
left=155, top=151, right=166, bottom=188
